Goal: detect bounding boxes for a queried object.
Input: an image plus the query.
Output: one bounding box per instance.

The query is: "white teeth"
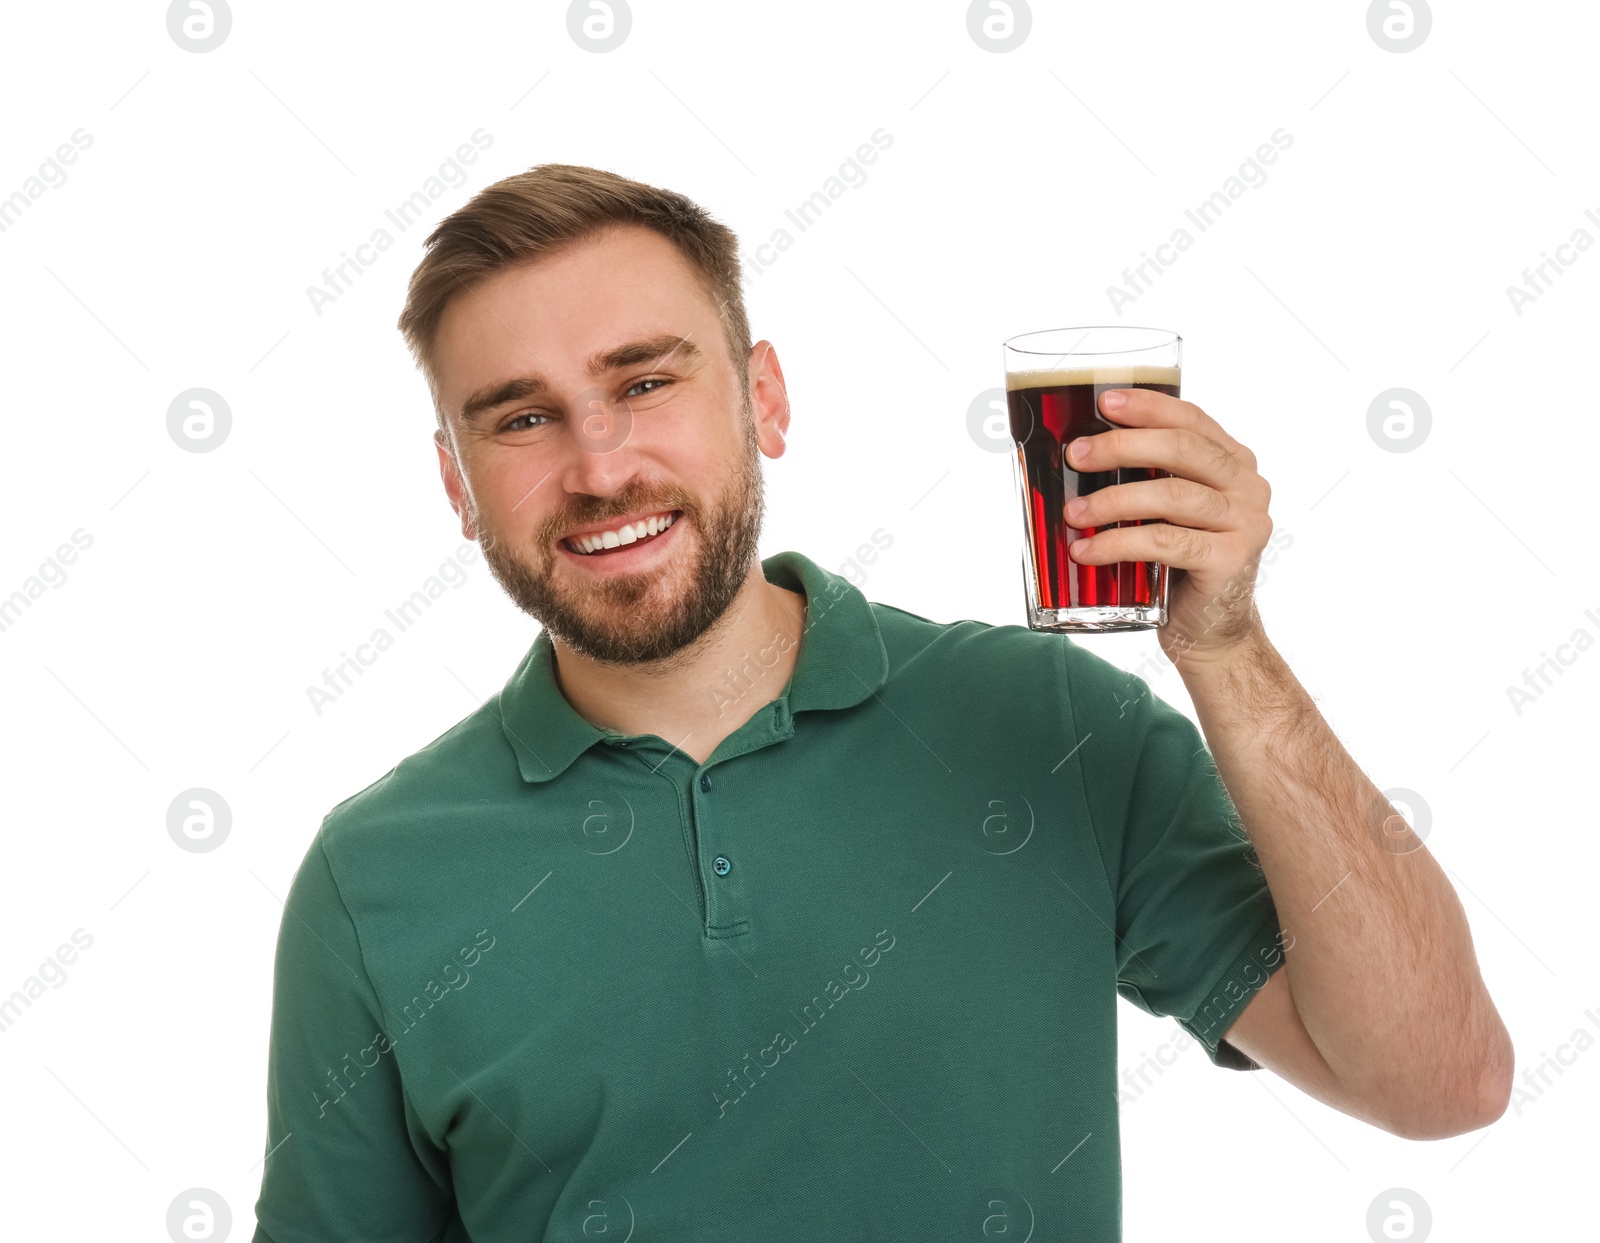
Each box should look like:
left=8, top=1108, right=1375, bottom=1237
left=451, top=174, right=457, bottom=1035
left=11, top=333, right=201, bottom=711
left=570, top=511, right=677, bottom=555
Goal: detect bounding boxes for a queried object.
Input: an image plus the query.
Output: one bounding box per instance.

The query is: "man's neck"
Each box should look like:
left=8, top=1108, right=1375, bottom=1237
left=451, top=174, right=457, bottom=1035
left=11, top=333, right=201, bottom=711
left=548, top=565, right=808, bottom=766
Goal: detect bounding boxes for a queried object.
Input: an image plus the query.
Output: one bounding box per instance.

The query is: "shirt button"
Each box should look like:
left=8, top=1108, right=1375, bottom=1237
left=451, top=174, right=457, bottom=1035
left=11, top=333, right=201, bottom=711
left=712, top=855, right=731, bottom=876
left=699, top=773, right=711, bottom=792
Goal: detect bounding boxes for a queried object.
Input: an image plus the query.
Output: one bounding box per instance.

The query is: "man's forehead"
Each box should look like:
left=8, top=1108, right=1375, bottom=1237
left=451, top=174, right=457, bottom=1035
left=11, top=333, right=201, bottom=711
left=436, top=240, right=716, bottom=379
left=444, top=227, right=704, bottom=326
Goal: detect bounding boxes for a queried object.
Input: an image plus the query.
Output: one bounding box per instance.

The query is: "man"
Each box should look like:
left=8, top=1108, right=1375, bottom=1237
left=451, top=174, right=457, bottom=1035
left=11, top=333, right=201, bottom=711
left=252, top=164, right=1512, bottom=1242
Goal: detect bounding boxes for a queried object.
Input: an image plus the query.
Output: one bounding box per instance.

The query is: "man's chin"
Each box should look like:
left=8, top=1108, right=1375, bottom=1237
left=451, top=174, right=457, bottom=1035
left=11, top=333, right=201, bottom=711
left=544, top=594, right=708, bottom=665
left=554, top=548, right=682, bottom=606
left=533, top=560, right=706, bottom=658
left=554, top=576, right=676, bottom=619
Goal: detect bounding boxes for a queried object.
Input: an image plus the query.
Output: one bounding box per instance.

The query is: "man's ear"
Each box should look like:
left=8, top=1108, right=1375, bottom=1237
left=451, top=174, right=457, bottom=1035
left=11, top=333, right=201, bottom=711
left=435, top=429, right=476, bottom=540
left=748, top=340, right=790, bottom=459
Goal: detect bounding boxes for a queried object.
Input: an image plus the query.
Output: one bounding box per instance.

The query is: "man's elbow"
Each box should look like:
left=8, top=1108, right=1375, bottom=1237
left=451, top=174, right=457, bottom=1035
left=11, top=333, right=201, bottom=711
left=1471, top=1039, right=1515, bottom=1129
left=1381, top=1045, right=1514, bottom=1141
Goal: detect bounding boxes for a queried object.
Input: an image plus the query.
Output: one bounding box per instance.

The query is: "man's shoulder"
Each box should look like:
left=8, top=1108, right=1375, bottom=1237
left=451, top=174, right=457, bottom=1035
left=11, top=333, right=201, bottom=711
left=866, top=594, right=1155, bottom=700
left=317, top=692, right=517, bottom=854
left=866, top=595, right=1062, bottom=681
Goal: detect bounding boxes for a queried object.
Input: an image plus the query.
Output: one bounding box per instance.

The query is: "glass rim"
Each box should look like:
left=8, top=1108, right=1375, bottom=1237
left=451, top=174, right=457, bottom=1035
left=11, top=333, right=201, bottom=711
left=1003, top=325, right=1181, bottom=357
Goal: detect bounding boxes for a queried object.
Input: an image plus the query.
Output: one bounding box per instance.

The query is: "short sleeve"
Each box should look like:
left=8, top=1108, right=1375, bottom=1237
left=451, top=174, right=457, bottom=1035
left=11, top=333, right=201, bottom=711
left=253, top=827, right=458, bottom=1241
left=1060, top=640, right=1288, bottom=1070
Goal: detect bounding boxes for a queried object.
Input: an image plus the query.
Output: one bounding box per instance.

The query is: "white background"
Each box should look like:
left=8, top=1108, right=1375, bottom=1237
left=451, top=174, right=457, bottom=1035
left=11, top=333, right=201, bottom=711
left=0, top=1, right=1594, bottom=1239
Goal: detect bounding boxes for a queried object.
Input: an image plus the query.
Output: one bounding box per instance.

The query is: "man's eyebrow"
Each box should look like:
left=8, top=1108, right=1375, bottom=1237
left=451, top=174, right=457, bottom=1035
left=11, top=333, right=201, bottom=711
left=458, top=333, right=704, bottom=424
left=597, top=332, right=702, bottom=375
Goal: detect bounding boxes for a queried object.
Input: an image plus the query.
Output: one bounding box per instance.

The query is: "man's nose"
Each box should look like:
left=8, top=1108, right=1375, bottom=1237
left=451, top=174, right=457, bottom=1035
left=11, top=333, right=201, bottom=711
left=558, top=388, right=636, bottom=496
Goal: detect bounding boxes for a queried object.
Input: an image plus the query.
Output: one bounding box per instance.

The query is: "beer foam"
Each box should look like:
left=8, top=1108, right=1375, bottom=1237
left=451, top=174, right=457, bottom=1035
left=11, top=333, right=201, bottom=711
left=1005, top=364, right=1180, bottom=391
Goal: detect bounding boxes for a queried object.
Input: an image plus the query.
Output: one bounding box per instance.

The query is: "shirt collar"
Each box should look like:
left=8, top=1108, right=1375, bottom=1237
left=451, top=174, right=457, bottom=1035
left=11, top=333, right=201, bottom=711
left=496, top=550, right=890, bottom=783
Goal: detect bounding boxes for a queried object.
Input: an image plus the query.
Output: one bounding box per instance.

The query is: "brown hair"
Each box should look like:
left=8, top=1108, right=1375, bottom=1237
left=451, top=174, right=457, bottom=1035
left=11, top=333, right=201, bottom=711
left=397, top=163, right=752, bottom=432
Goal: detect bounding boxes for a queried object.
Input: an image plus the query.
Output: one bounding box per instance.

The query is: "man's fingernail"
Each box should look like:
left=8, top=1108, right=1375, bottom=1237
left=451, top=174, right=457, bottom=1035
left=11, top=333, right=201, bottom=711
left=1070, top=438, right=1091, bottom=462
left=1101, top=390, right=1126, bottom=411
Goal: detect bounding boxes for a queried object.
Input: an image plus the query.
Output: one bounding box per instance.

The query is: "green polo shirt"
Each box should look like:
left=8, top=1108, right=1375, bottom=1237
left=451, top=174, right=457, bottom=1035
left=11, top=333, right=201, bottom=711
left=253, top=549, right=1285, bottom=1242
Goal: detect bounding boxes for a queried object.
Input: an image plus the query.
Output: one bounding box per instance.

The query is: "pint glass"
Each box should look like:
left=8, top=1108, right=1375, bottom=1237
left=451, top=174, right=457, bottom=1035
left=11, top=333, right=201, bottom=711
left=1003, top=326, right=1180, bottom=632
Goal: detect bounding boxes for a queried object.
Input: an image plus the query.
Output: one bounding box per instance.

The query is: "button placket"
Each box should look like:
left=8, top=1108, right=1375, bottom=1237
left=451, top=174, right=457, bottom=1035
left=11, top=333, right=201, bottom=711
left=693, top=763, right=749, bottom=939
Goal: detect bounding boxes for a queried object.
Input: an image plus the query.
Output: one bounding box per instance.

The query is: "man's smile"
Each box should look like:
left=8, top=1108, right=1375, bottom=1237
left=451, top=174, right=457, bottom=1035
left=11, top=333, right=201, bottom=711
left=558, top=508, right=684, bottom=566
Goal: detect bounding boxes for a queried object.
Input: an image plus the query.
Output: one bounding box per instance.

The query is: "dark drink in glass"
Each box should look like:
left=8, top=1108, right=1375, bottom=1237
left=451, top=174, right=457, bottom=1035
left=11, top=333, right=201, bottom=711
left=1002, top=329, right=1181, bottom=632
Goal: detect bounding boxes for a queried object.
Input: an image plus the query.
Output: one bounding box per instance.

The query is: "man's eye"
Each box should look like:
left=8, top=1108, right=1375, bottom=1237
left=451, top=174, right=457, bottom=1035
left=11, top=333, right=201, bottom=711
left=502, top=379, right=667, bottom=430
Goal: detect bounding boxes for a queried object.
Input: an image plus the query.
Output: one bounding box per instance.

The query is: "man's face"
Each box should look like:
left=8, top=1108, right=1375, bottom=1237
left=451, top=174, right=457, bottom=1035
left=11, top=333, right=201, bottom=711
left=430, top=224, right=787, bottom=665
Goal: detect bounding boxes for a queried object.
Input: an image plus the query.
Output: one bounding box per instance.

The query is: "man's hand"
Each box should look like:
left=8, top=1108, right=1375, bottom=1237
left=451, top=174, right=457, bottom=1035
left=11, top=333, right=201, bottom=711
left=1063, top=387, right=1273, bottom=668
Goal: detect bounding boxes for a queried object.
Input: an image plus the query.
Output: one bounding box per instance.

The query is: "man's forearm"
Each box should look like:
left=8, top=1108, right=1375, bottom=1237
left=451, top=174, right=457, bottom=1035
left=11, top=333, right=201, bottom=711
left=1175, top=632, right=1513, bottom=1133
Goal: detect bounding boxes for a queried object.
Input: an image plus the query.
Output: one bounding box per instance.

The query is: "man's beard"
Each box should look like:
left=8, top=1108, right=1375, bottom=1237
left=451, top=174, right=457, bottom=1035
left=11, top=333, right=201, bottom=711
left=468, top=412, right=766, bottom=666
